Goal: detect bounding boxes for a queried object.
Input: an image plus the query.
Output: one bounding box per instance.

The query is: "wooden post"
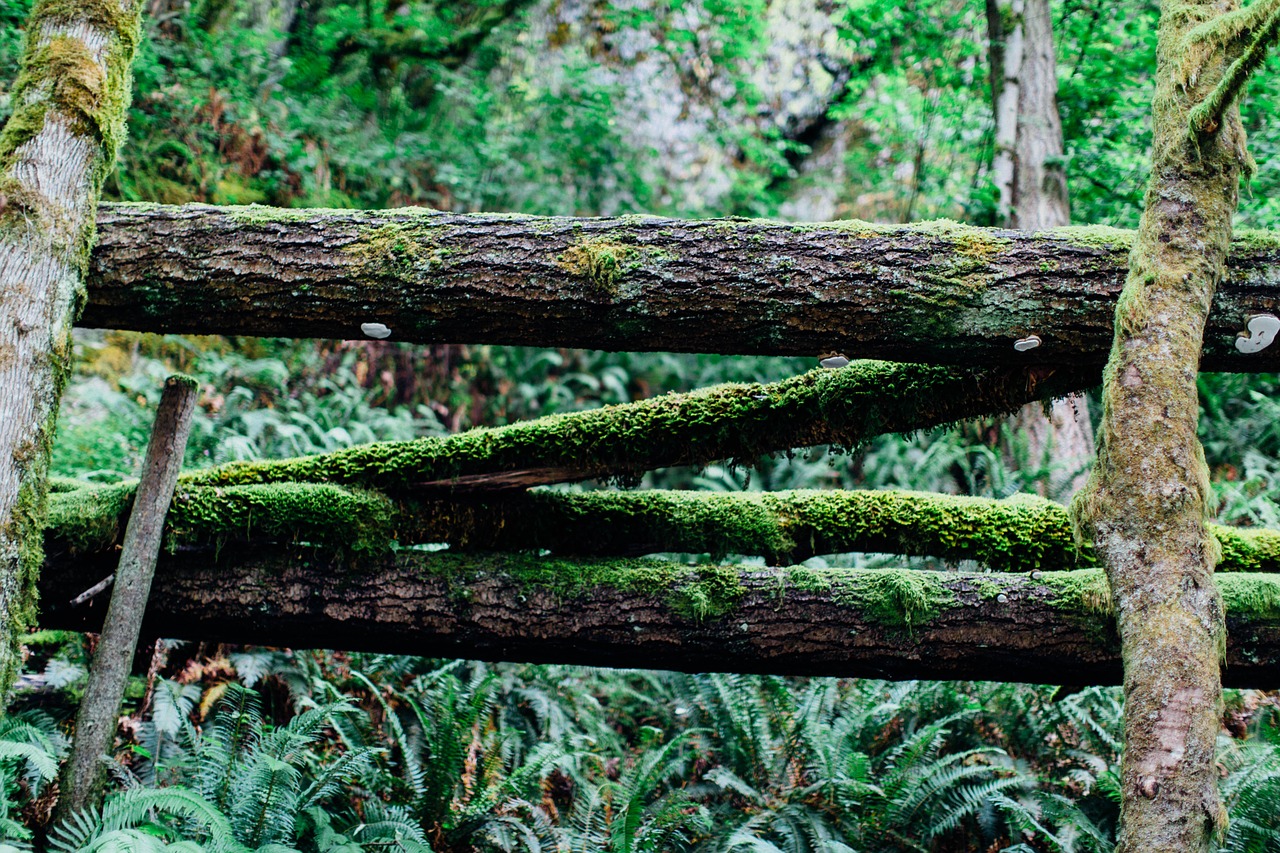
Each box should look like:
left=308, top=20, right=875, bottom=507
left=56, top=375, right=198, bottom=817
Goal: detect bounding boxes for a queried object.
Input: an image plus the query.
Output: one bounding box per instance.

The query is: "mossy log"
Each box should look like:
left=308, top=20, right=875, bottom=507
left=173, top=362, right=1095, bottom=493
left=46, top=483, right=1280, bottom=575
left=86, top=202, right=1280, bottom=369
left=32, top=547, right=1280, bottom=687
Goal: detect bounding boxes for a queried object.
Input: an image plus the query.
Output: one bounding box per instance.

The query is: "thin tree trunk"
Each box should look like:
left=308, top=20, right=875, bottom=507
left=0, top=0, right=144, bottom=704
left=989, top=0, right=1094, bottom=500
left=58, top=375, right=196, bottom=818
left=31, top=547, right=1280, bottom=687
left=84, top=203, right=1280, bottom=369
left=1072, top=0, right=1262, bottom=845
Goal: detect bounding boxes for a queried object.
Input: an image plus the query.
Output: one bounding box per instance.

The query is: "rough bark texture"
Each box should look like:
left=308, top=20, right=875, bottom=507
left=0, top=0, right=144, bottom=705
left=1008, top=0, right=1071, bottom=232
left=1071, top=1, right=1254, bottom=846
left=58, top=375, right=196, bottom=817
left=168, top=361, right=1096, bottom=494
left=85, top=203, right=1280, bottom=369
left=32, top=548, right=1280, bottom=687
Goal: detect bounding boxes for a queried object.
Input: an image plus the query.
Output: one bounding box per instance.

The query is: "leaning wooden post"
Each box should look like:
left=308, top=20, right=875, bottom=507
left=57, top=375, right=197, bottom=817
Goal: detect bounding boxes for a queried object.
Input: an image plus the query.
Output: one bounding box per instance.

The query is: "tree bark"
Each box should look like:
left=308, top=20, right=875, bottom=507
left=1071, top=0, right=1257, bottom=846
left=0, top=0, right=144, bottom=705
left=32, top=547, right=1280, bottom=688
left=58, top=375, right=196, bottom=818
left=85, top=203, right=1280, bottom=369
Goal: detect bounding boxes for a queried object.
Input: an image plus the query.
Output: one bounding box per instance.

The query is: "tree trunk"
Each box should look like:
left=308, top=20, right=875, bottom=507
left=165, top=361, right=1095, bottom=494
left=85, top=203, right=1280, bottom=369
left=32, top=547, right=1280, bottom=687
left=988, top=0, right=1094, bottom=500
left=1071, top=0, right=1257, bottom=846
left=0, top=0, right=144, bottom=704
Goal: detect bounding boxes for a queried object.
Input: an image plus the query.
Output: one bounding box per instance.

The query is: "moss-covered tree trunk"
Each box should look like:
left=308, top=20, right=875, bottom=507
left=0, top=0, right=144, bottom=704
left=1071, top=0, right=1259, bottom=846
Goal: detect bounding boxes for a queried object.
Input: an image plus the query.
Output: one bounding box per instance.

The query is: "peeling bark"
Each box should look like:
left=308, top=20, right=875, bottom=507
left=32, top=548, right=1280, bottom=687
left=0, top=0, right=144, bottom=704
left=85, top=203, right=1280, bottom=369
left=1071, top=0, right=1256, bottom=846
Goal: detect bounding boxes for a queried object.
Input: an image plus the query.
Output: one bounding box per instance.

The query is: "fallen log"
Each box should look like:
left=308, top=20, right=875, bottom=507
left=48, top=484, right=1280, bottom=575
left=86, top=203, right=1280, bottom=369
left=172, top=362, right=1095, bottom=493
left=34, top=547, right=1280, bottom=687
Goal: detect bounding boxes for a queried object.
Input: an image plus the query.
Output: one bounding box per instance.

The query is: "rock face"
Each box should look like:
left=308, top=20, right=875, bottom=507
left=500, top=0, right=858, bottom=217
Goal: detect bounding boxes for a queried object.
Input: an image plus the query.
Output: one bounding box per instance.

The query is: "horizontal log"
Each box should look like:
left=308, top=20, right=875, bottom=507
left=47, top=484, right=1280, bottom=575
left=86, top=203, right=1280, bottom=369
left=399, top=489, right=1280, bottom=573
left=174, top=361, right=1095, bottom=493
left=34, top=547, right=1280, bottom=686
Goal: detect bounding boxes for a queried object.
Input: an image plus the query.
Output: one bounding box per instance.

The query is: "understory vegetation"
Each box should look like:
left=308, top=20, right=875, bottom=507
left=5, top=0, right=1280, bottom=849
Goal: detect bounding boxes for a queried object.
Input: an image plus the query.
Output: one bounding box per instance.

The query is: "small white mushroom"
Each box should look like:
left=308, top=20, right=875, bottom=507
left=819, top=354, right=850, bottom=369
left=1013, top=335, right=1042, bottom=352
left=361, top=322, right=392, bottom=340
left=1236, top=314, right=1280, bottom=354
left=996, top=593, right=1009, bottom=604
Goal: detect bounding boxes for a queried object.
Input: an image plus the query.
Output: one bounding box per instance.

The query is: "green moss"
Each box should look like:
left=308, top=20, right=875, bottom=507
left=784, top=566, right=954, bottom=631
left=166, top=483, right=396, bottom=553
left=554, top=237, right=677, bottom=296
left=48, top=482, right=398, bottom=555
left=1039, top=225, right=1134, bottom=251
left=46, top=482, right=133, bottom=553
left=344, top=221, right=450, bottom=278
left=1039, top=569, right=1114, bottom=617
left=1218, top=572, right=1280, bottom=621
left=418, top=553, right=746, bottom=621
left=180, top=360, right=1095, bottom=495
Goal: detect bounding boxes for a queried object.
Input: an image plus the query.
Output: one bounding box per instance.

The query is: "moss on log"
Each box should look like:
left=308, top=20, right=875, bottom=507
left=171, top=362, right=1094, bottom=494
left=33, top=546, right=1280, bottom=687
left=85, top=202, right=1280, bottom=369
left=47, top=482, right=1280, bottom=576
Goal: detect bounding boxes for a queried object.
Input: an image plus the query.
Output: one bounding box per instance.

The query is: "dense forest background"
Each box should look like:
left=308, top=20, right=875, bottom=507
left=4, top=0, right=1280, bottom=849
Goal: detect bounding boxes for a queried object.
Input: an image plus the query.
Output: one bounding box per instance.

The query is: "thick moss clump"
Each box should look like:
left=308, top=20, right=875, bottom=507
left=48, top=482, right=397, bottom=555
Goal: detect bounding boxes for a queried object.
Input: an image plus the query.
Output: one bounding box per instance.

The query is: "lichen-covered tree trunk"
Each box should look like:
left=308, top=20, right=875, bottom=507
left=0, top=0, right=144, bottom=704
left=83, top=203, right=1280, bottom=369
left=1071, top=0, right=1254, bottom=846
